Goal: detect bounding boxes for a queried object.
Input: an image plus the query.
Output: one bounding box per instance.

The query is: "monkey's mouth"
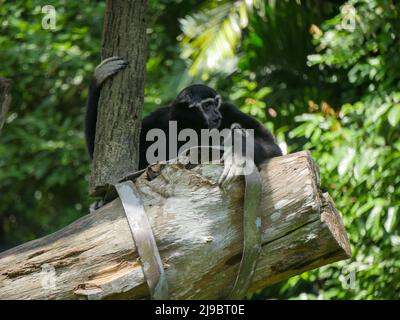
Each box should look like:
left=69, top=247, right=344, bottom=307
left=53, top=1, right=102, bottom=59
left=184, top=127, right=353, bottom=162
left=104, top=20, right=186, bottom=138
left=209, top=119, right=221, bottom=129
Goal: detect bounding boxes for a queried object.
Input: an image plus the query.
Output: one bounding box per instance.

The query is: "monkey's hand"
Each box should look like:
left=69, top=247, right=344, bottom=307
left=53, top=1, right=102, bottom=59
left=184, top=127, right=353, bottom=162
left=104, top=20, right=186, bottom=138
left=94, top=56, right=128, bottom=87
left=218, top=123, right=249, bottom=188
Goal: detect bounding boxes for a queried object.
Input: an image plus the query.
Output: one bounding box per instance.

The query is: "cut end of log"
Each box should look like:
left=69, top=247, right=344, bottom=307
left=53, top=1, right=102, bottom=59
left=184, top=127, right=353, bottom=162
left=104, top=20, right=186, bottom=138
left=321, top=193, right=352, bottom=259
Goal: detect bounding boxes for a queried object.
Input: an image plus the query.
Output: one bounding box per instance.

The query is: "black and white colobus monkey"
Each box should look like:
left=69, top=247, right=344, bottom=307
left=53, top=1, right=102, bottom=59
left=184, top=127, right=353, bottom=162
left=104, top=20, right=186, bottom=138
left=85, top=57, right=282, bottom=175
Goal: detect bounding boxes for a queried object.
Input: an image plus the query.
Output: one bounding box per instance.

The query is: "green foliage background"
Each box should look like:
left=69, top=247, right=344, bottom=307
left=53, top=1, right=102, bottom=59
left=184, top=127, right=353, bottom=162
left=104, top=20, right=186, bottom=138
left=0, top=0, right=399, bottom=299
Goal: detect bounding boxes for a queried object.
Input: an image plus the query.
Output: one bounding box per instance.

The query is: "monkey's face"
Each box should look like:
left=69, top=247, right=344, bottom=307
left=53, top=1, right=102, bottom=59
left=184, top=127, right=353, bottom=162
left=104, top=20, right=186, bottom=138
left=194, top=97, right=222, bottom=129
left=174, top=84, right=222, bottom=129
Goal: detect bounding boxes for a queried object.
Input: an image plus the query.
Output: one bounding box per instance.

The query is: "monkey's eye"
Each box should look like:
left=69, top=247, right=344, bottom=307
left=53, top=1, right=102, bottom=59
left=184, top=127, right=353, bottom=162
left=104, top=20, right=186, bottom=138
left=202, top=101, right=213, bottom=111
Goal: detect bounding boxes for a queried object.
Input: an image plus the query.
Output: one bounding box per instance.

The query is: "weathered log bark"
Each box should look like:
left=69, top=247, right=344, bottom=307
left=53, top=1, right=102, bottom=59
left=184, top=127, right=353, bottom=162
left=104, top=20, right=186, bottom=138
left=89, top=0, right=148, bottom=196
left=0, top=78, right=11, bottom=134
left=0, top=151, right=351, bottom=300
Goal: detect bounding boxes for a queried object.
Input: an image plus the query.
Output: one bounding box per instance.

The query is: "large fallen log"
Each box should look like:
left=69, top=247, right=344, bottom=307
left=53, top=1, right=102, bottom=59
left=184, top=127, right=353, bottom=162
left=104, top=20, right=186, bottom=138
left=0, top=151, right=351, bottom=299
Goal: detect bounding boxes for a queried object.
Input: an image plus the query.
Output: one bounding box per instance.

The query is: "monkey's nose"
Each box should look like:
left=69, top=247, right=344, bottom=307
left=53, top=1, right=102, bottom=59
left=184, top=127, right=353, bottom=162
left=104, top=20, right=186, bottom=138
left=211, top=118, right=221, bottom=128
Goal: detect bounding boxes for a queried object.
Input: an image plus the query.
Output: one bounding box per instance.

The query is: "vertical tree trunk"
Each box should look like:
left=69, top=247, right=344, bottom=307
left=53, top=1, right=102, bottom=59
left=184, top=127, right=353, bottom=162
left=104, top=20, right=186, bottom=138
left=90, top=0, right=148, bottom=196
left=0, top=78, right=11, bottom=134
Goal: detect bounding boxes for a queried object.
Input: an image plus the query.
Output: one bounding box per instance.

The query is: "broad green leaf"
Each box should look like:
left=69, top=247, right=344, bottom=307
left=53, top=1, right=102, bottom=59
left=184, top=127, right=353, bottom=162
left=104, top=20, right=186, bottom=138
left=388, top=104, right=400, bottom=127
left=384, top=207, right=397, bottom=233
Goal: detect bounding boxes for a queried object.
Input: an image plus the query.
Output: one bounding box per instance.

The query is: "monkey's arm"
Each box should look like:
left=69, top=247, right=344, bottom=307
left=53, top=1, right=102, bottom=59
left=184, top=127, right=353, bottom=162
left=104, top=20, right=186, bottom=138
left=85, top=57, right=128, bottom=159
left=85, top=82, right=100, bottom=159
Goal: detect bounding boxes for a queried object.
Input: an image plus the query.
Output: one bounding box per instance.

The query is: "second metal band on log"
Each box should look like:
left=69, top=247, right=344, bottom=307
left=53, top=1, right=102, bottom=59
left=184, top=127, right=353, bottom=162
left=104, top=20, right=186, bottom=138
left=228, top=164, right=263, bottom=299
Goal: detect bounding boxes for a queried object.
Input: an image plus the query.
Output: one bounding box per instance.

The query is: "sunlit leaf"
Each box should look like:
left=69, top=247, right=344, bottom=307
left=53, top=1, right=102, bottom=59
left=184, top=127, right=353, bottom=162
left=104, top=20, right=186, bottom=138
left=179, top=1, right=261, bottom=78
left=388, top=104, right=400, bottom=127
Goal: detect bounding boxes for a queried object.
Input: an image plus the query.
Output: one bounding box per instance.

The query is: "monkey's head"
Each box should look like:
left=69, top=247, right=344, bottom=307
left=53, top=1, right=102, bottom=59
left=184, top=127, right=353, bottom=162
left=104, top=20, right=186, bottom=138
left=172, top=84, right=222, bottom=130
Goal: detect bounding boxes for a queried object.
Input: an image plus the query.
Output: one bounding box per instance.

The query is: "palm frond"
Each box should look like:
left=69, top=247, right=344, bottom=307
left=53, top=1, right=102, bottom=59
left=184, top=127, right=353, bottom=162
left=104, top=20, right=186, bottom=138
left=179, top=0, right=263, bottom=80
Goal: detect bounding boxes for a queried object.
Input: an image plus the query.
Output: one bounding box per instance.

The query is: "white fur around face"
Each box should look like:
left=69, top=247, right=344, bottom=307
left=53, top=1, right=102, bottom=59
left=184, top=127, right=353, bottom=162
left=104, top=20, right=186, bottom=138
left=188, top=95, right=222, bottom=109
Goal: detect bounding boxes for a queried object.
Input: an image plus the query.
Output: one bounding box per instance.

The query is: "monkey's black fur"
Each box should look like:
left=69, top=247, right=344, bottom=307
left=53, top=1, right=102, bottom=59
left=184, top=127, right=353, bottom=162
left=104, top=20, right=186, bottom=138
left=218, top=102, right=282, bottom=166
left=85, top=71, right=282, bottom=170
left=85, top=82, right=100, bottom=160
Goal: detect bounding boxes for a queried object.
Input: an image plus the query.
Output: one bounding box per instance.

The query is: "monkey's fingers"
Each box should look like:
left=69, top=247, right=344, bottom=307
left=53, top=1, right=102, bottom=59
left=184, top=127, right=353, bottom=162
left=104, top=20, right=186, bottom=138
left=218, top=147, right=233, bottom=185
left=94, top=57, right=128, bottom=86
left=230, top=122, right=242, bottom=130
left=221, top=165, right=238, bottom=188
left=219, top=154, right=242, bottom=188
left=97, top=56, right=124, bottom=67
left=222, top=162, right=243, bottom=188
left=218, top=162, right=230, bottom=186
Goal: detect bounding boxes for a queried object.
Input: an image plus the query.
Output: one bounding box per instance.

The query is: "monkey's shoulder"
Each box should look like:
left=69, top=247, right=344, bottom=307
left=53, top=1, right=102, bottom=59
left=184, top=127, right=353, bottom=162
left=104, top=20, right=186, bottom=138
left=141, top=105, right=171, bottom=131
left=219, top=102, right=277, bottom=143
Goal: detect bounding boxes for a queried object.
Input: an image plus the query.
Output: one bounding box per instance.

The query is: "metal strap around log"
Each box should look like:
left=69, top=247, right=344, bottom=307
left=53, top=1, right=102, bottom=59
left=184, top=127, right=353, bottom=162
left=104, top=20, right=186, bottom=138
left=227, top=160, right=263, bottom=299
left=180, top=143, right=263, bottom=299
left=115, top=181, right=168, bottom=300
